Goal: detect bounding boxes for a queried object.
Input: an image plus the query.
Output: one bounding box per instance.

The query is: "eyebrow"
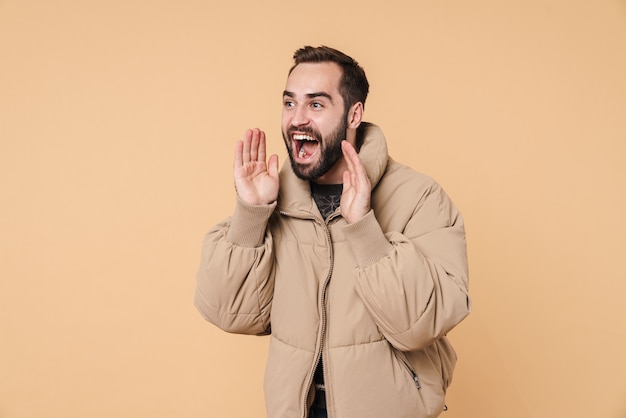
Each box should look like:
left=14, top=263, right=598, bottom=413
left=283, top=90, right=334, bottom=103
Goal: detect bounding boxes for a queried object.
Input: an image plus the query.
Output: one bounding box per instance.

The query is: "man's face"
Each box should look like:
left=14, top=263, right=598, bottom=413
left=282, top=62, right=348, bottom=181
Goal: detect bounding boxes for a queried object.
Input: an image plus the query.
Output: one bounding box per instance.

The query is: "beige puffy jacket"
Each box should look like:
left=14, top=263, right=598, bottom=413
left=195, top=123, right=471, bottom=418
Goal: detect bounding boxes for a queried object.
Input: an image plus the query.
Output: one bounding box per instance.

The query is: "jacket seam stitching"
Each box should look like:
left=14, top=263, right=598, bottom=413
left=271, top=333, right=316, bottom=353
left=327, top=337, right=386, bottom=350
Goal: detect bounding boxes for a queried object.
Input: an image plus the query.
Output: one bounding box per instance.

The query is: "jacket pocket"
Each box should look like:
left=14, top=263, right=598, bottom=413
left=394, top=349, right=421, bottom=389
left=404, top=338, right=457, bottom=392
left=394, top=346, right=448, bottom=417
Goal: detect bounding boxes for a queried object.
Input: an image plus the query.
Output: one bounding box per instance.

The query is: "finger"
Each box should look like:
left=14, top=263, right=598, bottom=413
left=241, top=129, right=252, bottom=163
left=341, top=140, right=356, bottom=155
left=342, top=141, right=356, bottom=175
left=234, top=140, right=244, bottom=171
left=348, top=145, right=372, bottom=200
left=342, top=169, right=352, bottom=191
left=342, top=141, right=362, bottom=185
left=250, top=128, right=260, bottom=162
left=268, top=154, right=279, bottom=179
left=257, top=130, right=267, bottom=164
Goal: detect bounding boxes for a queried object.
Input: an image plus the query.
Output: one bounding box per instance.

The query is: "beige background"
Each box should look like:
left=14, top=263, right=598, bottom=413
left=1, top=0, right=625, bottom=417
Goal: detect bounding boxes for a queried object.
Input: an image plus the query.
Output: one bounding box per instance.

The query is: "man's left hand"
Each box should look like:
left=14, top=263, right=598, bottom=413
left=340, top=141, right=371, bottom=224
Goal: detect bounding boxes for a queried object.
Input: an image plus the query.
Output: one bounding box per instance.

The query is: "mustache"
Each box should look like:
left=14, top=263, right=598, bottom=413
left=287, top=125, right=320, bottom=138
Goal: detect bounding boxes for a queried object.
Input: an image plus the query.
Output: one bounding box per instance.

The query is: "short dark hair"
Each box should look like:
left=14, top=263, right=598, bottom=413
left=289, top=45, right=369, bottom=111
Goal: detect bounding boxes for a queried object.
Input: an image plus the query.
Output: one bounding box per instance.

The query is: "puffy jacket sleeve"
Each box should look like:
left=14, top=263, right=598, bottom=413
left=194, top=197, right=276, bottom=335
left=344, top=182, right=470, bottom=351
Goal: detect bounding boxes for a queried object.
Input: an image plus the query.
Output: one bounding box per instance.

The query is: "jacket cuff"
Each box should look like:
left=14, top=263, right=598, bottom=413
left=342, top=210, right=394, bottom=267
left=225, top=197, right=276, bottom=247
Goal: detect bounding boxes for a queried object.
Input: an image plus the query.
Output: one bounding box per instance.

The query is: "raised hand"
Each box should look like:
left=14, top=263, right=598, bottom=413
left=234, top=128, right=279, bottom=205
left=340, top=141, right=371, bottom=223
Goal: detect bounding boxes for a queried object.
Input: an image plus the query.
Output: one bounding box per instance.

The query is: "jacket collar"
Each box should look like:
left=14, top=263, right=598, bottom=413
left=277, top=122, right=389, bottom=215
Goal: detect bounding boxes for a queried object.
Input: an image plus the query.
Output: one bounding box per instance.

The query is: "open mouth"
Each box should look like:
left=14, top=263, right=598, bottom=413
left=292, top=133, right=319, bottom=162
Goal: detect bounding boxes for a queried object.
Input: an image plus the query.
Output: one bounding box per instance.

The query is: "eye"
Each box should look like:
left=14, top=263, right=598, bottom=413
left=283, top=100, right=295, bottom=109
left=311, top=102, right=323, bottom=109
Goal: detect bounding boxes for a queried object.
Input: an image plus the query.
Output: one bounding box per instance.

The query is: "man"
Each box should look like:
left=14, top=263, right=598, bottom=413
left=195, top=45, right=470, bottom=418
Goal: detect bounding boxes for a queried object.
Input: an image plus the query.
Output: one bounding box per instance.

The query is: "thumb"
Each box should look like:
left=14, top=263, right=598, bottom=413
left=268, top=154, right=279, bottom=178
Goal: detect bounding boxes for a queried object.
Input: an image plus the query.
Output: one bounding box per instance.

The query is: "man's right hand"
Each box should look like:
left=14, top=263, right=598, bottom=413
left=234, top=128, right=279, bottom=205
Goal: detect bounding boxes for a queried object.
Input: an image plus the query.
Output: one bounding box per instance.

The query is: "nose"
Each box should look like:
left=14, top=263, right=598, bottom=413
left=290, top=105, right=310, bottom=128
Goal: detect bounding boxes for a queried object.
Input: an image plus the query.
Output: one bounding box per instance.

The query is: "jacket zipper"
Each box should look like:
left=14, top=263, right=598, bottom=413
left=396, top=351, right=421, bottom=390
left=280, top=210, right=334, bottom=418
left=307, top=219, right=334, bottom=417
left=318, top=218, right=335, bottom=413
left=406, top=363, right=422, bottom=389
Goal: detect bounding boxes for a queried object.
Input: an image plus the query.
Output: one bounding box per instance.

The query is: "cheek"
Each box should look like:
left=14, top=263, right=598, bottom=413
left=319, top=116, right=342, bottom=137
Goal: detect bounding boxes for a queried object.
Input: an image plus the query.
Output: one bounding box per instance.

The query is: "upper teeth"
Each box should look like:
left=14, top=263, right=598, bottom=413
left=293, top=134, right=316, bottom=141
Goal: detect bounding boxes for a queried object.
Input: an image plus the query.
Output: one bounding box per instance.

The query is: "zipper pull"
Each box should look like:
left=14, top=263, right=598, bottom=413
left=411, top=370, right=421, bottom=389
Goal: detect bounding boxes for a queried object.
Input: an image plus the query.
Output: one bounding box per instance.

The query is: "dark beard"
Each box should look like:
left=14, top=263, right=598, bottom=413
left=283, top=116, right=348, bottom=181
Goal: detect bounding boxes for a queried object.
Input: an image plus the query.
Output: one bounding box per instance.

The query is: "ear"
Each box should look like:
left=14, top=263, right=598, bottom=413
left=347, top=102, right=363, bottom=129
